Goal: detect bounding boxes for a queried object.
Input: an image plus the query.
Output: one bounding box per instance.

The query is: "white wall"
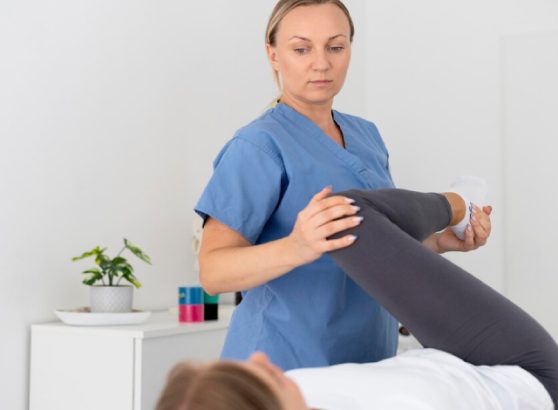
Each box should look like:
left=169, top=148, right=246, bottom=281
left=0, top=1, right=272, bottom=408
left=364, top=0, right=505, bottom=290
left=0, top=1, right=367, bottom=408
left=365, top=0, right=558, bottom=289
left=502, top=30, right=558, bottom=339
left=1, top=1, right=557, bottom=409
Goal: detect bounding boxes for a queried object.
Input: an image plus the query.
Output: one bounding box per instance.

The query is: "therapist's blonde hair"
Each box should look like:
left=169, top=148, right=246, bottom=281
left=155, top=361, right=283, bottom=410
left=265, top=0, right=355, bottom=90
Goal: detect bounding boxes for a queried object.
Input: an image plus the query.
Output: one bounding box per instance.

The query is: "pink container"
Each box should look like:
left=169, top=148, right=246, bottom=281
left=179, top=304, right=204, bottom=323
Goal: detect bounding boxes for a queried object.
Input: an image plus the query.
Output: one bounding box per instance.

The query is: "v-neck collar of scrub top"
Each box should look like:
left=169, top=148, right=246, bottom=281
left=274, top=102, right=376, bottom=183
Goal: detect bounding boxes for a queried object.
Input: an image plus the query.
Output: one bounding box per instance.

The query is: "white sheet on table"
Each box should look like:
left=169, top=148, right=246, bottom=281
left=286, top=348, right=553, bottom=410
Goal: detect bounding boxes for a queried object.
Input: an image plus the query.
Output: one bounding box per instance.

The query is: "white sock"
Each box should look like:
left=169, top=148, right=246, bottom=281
left=448, top=176, right=488, bottom=240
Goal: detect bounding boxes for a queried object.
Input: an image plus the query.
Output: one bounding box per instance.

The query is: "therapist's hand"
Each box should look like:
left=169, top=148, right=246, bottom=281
left=286, top=186, right=363, bottom=266
left=426, top=205, right=493, bottom=253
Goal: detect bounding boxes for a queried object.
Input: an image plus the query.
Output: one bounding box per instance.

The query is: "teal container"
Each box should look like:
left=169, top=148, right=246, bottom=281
left=203, top=291, right=219, bottom=320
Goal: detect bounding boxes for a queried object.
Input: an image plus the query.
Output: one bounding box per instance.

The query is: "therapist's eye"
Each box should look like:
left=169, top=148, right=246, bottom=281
left=328, top=46, right=345, bottom=53
left=294, top=47, right=310, bottom=55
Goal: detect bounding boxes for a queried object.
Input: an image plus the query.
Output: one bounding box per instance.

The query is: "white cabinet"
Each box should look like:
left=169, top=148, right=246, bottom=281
left=29, top=306, right=234, bottom=410
left=30, top=305, right=418, bottom=410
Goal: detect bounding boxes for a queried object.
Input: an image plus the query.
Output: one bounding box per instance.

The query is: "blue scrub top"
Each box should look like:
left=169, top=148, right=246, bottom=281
left=195, top=102, right=398, bottom=371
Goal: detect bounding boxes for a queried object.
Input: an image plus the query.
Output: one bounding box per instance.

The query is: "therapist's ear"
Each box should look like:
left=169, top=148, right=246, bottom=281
left=266, top=43, right=280, bottom=71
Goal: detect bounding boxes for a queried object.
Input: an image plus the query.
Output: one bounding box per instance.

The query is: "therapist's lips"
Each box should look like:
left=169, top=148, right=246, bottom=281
left=309, top=80, right=333, bottom=86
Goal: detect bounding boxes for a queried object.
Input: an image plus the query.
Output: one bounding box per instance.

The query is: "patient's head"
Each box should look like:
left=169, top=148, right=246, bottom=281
left=156, top=352, right=308, bottom=410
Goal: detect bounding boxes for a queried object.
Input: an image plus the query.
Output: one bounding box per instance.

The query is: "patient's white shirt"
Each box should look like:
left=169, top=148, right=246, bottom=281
left=286, top=348, right=553, bottom=410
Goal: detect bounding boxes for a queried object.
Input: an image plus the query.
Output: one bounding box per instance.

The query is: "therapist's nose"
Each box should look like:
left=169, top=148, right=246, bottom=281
left=311, top=49, right=331, bottom=72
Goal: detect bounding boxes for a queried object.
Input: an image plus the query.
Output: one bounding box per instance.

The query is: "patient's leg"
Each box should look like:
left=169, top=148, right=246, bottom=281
left=329, top=188, right=558, bottom=406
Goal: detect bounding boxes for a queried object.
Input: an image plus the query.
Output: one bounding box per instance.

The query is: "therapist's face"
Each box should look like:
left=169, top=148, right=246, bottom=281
left=266, top=3, right=352, bottom=107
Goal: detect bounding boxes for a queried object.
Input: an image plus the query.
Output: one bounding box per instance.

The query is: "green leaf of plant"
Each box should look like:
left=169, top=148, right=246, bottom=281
left=83, top=278, right=97, bottom=286
left=98, top=255, right=112, bottom=272
left=124, top=238, right=152, bottom=265
left=81, top=268, right=102, bottom=275
left=82, top=269, right=103, bottom=285
left=75, top=241, right=150, bottom=287
left=112, top=256, right=128, bottom=266
left=122, top=272, right=142, bottom=289
left=71, top=246, right=102, bottom=262
left=119, top=266, right=133, bottom=277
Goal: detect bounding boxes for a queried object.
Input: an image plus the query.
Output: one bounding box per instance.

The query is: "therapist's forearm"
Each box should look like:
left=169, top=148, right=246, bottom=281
left=199, top=237, right=304, bottom=295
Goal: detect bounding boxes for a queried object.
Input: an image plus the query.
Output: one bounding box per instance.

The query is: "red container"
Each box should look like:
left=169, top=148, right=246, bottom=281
left=179, top=304, right=204, bottom=323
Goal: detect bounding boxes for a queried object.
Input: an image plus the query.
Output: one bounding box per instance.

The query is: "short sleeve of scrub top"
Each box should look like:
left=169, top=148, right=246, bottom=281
left=194, top=103, right=399, bottom=371
left=195, top=135, right=286, bottom=244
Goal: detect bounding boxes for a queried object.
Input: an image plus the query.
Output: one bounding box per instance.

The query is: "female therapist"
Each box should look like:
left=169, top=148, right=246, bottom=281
left=194, top=0, right=493, bottom=371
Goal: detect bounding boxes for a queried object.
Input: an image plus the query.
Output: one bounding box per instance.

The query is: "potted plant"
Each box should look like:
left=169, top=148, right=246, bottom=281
left=72, top=238, right=152, bottom=313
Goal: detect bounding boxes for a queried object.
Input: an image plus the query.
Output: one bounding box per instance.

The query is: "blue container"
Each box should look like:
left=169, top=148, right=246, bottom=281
left=178, top=286, right=203, bottom=305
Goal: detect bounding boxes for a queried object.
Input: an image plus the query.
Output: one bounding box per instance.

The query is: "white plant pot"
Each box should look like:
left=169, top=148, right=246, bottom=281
left=90, top=285, right=133, bottom=313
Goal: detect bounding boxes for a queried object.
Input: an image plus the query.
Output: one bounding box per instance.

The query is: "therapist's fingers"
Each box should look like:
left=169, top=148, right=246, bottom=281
left=296, top=201, right=361, bottom=243
left=470, top=205, right=491, bottom=247
left=309, top=185, right=333, bottom=204
left=289, top=189, right=362, bottom=262
left=316, top=218, right=363, bottom=252
left=461, top=224, right=476, bottom=250
left=303, top=188, right=361, bottom=232
left=321, top=233, right=360, bottom=252
left=304, top=188, right=362, bottom=235
left=305, top=191, right=356, bottom=220
left=311, top=202, right=361, bottom=229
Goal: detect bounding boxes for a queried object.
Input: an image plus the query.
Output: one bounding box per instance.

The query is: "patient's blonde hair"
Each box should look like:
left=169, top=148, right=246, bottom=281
left=265, top=0, right=355, bottom=90
left=155, top=361, right=283, bottom=410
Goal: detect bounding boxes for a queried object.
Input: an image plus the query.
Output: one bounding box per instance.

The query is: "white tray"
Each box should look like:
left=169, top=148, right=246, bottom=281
left=55, top=307, right=151, bottom=326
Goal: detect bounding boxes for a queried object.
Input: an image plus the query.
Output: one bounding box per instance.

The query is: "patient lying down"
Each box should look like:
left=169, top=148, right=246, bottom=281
left=156, top=188, right=558, bottom=410
left=156, top=348, right=551, bottom=410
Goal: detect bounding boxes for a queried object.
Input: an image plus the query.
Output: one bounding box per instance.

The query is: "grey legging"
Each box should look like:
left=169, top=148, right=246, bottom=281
left=329, top=189, right=558, bottom=406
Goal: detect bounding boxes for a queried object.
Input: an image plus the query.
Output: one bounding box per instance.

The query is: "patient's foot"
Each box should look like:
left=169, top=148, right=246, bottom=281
left=443, top=192, right=466, bottom=226
left=445, top=176, right=488, bottom=240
